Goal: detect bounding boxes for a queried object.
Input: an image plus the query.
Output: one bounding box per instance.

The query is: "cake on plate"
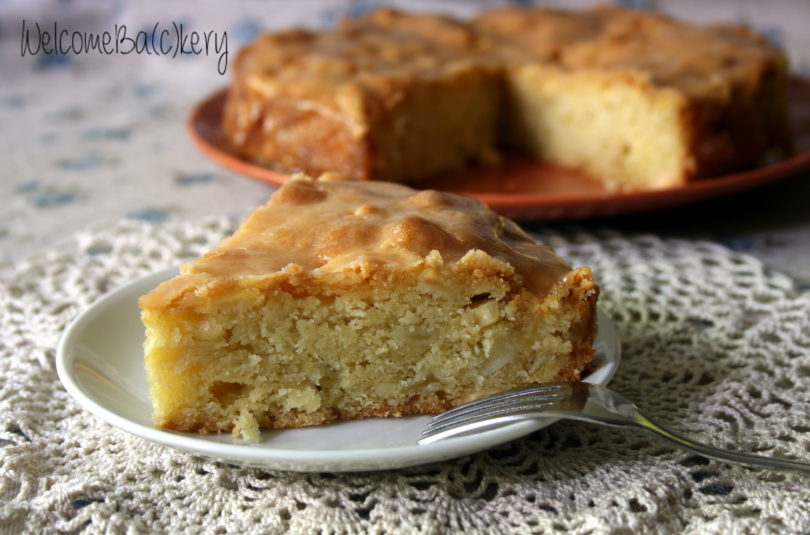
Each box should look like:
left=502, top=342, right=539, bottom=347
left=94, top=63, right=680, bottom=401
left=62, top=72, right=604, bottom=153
left=223, top=6, right=791, bottom=192
left=139, top=174, right=599, bottom=440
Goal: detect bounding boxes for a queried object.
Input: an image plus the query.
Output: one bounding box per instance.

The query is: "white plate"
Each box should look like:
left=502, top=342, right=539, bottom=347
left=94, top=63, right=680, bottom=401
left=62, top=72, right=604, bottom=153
left=56, top=267, right=621, bottom=472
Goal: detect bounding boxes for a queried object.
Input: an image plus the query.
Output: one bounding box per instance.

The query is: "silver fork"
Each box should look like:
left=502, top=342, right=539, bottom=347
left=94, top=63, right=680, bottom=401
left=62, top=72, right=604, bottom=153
left=419, top=382, right=810, bottom=474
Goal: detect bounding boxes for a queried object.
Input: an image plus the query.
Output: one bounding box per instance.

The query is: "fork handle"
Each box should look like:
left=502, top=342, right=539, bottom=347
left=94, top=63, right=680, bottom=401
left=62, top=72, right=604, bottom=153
left=631, top=414, right=810, bottom=475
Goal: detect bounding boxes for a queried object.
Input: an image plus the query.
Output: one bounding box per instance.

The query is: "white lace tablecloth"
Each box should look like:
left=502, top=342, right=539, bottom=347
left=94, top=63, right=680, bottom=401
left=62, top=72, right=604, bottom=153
left=1, top=219, right=808, bottom=534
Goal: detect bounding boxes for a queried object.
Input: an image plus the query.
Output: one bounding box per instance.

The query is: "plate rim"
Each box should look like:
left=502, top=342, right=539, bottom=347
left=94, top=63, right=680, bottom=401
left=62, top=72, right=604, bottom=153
left=56, top=267, right=621, bottom=472
left=188, top=78, right=810, bottom=219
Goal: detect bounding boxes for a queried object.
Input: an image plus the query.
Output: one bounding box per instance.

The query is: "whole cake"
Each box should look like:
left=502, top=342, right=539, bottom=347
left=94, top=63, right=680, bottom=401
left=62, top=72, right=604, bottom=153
left=223, top=6, right=791, bottom=192
left=140, top=174, right=599, bottom=440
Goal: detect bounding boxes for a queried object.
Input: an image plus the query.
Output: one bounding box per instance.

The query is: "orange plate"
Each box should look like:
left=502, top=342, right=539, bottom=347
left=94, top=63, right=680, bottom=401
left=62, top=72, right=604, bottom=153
left=189, top=79, right=810, bottom=220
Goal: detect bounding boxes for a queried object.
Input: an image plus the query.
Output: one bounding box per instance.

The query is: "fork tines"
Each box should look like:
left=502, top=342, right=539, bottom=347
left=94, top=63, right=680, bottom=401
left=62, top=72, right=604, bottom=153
left=425, top=383, right=565, bottom=433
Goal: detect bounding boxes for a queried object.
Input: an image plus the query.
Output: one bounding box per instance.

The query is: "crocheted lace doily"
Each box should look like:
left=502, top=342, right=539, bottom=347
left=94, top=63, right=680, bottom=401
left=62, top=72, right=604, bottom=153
left=1, top=218, right=808, bottom=534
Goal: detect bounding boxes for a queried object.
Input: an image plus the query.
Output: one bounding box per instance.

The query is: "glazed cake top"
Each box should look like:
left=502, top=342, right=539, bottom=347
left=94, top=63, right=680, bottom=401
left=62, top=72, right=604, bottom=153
left=473, top=5, right=786, bottom=96
left=234, top=9, right=493, bottom=107
left=140, top=175, right=572, bottom=310
left=235, top=5, right=785, bottom=112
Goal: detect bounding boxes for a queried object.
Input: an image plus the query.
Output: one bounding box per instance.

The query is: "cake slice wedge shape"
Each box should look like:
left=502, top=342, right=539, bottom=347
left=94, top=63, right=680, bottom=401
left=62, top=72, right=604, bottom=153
left=139, top=174, right=599, bottom=440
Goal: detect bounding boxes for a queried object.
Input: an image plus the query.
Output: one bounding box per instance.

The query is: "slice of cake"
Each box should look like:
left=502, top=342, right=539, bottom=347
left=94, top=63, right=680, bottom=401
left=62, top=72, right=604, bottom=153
left=223, top=9, right=501, bottom=184
left=139, top=174, right=599, bottom=440
left=473, top=5, right=792, bottom=190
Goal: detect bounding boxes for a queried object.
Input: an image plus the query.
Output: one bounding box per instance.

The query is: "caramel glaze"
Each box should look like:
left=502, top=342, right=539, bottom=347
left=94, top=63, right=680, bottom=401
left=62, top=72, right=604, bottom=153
left=474, top=5, right=786, bottom=99
left=238, top=5, right=785, bottom=110
left=142, top=175, right=572, bottom=309
left=234, top=10, right=497, bottom=127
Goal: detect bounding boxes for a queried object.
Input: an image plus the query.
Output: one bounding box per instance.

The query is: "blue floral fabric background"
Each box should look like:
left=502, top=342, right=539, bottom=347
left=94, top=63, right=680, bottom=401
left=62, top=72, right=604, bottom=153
left=2, top=0, right=809, bottom=283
